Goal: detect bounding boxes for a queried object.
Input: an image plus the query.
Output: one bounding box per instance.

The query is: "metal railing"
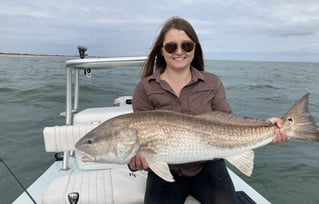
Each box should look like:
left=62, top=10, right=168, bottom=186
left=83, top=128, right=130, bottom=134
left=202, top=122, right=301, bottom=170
left=61, top=47, right=146, bottom=170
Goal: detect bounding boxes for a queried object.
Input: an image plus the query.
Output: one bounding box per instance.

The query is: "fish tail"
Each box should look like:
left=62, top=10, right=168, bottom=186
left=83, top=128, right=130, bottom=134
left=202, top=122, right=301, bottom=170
left=282, top=93, right=319, bottom=141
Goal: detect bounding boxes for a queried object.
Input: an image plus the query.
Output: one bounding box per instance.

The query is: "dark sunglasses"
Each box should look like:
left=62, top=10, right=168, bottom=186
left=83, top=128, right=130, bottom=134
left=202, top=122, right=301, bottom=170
left=163, top=41, right=195, bottom=54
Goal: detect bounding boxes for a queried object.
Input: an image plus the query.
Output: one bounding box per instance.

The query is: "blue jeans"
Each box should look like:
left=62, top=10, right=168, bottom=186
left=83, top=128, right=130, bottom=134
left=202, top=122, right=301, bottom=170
left=144, top=159, right=238, bottom=204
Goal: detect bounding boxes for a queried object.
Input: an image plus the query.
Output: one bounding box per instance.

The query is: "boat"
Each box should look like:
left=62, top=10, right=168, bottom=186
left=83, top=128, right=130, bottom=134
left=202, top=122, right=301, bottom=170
left=13, top=47, right=271, bottom=204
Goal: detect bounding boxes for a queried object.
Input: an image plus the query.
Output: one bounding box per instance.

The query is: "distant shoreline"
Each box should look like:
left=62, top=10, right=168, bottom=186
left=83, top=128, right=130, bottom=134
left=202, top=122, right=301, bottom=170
left=0, top=52, right=76, bottom=58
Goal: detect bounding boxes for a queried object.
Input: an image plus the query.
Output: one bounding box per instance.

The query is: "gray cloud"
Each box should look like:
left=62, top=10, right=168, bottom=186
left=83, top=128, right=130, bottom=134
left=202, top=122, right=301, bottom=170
left=1, top=0, right=319, bottom=61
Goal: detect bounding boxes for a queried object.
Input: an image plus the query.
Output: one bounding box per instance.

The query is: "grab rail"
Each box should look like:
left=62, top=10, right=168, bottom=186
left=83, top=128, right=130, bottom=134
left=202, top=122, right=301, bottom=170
left=61, top=47, right=146, bottom=170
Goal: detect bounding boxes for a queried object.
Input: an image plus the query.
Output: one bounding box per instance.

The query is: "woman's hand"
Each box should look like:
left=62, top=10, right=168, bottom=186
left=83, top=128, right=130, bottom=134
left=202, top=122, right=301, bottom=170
left=128, top=154, right=149, bottom=171
left=268, top=117, right=291, bottom=143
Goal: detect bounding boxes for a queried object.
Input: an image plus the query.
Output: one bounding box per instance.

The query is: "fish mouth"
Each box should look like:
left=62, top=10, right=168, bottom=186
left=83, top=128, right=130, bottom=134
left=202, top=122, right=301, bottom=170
left=75, top=150, right=96, bottom=162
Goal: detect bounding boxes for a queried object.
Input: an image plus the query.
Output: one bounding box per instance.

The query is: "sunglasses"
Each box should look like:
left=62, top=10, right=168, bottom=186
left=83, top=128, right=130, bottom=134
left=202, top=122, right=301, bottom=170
left=163, top=41, right=195, bottom=54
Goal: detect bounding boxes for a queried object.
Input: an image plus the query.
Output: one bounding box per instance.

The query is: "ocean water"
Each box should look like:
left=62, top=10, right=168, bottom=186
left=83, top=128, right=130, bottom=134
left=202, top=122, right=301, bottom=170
left=0, top=55, right=318, bottom=204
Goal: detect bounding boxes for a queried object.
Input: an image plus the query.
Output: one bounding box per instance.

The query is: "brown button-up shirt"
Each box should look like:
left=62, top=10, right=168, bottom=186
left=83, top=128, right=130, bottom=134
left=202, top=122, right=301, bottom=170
left=132, top=67, right=231, bottom=176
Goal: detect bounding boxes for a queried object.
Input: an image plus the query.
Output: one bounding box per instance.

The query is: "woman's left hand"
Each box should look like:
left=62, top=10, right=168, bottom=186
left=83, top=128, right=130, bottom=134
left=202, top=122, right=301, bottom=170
left=268, top=117, right=291, bottom=144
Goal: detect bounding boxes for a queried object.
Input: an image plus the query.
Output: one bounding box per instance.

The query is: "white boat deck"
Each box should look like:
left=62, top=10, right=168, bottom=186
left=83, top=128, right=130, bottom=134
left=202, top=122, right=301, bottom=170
left=14, top=156, right=270, bottom=204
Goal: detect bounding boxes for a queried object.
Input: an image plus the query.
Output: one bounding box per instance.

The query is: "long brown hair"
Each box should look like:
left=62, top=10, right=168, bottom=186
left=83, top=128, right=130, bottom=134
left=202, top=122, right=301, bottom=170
left=141, top=17, right=204, bottom=78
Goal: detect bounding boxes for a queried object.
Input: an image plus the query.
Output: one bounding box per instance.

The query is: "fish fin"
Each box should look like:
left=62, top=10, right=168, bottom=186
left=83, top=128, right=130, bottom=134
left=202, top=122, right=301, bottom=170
left=226, top=150, right=254, bottom=177
left=149, top=162, right=175, bottom=182
left=139, top=149, right=174, bottom=182
left=281, top=94, right=319, bottom=141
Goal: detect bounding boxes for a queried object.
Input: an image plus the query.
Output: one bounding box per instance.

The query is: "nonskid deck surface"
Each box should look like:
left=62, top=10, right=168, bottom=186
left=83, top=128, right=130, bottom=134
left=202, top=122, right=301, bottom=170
left=14, top=157, right=270, bottom=204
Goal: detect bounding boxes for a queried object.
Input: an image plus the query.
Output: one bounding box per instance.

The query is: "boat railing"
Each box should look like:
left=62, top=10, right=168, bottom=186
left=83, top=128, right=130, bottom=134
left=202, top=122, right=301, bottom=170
left=62, top=47, right=146, bottom=170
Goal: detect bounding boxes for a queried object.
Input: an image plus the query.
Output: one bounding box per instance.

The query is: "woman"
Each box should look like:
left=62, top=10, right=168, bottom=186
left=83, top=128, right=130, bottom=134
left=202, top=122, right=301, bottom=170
left=129, top=17, right=289, bottom=204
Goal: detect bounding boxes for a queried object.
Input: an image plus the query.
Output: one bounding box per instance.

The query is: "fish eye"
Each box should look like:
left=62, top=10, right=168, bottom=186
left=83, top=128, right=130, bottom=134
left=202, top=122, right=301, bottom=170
left=87, top=139, right=94, bottom=144
left=288, top=118, right=293, bottom=123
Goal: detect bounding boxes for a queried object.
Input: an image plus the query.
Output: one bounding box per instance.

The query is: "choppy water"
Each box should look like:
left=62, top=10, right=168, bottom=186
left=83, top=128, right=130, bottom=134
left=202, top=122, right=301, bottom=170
left=0, top=55, right=318, bottom=204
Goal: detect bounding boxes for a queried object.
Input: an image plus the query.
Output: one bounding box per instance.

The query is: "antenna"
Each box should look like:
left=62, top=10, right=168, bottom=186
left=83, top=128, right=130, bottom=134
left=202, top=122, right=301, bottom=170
left=0, top=158, right=36, bottom=203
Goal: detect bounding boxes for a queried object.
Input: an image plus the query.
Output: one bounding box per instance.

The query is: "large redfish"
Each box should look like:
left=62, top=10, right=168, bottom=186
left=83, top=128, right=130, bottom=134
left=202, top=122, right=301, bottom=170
left=75, top=94, right=319, bottom=182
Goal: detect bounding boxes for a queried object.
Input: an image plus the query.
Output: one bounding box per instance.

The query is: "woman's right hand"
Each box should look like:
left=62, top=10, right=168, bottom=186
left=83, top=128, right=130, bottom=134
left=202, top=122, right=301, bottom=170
left=128, top=154, right=149, bottom=171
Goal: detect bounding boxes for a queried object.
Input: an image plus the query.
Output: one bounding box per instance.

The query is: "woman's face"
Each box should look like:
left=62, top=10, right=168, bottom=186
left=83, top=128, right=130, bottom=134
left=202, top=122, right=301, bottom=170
left=162, top=28, right=195, bottom=71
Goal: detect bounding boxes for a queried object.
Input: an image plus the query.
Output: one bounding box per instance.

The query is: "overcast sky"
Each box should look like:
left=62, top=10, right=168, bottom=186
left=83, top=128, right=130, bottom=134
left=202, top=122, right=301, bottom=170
left=1, top=0, right=319, bottom=61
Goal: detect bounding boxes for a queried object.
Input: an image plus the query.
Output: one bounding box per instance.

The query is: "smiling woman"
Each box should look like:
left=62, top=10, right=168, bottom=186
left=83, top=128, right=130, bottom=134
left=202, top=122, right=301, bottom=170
left=129, top=16, right=239, bottom=204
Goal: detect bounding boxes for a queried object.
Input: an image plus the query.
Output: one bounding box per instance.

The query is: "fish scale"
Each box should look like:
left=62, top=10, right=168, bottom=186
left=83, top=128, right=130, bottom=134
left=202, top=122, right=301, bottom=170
left=131, top=114, right=274, bottom=148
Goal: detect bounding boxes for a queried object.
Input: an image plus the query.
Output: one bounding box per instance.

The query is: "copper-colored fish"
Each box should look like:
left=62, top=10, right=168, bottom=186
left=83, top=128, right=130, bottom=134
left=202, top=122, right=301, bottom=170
left=75, top=94, right=319, bottom=182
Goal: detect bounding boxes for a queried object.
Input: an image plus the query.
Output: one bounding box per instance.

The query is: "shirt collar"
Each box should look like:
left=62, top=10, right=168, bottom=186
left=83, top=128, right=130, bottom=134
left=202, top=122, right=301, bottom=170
left=147, top=66, right=205, bottom=83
